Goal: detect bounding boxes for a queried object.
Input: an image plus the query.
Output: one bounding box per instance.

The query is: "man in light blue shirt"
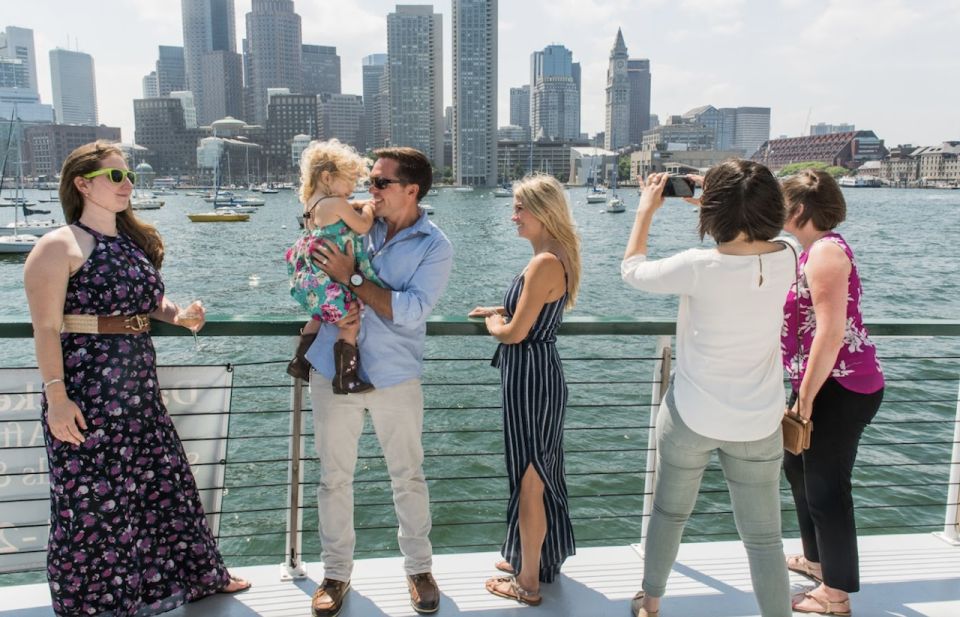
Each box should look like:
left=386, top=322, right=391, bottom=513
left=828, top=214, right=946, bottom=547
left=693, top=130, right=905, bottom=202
left=307, top=147, right=452, bottom=617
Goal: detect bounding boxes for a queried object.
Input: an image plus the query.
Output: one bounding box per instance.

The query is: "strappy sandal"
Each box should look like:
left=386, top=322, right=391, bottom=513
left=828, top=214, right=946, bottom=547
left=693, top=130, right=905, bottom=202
left=792, top=591, right=851, bottom=616
left=218, top=574, right=251, bottom=594
left=630, top=591, right=659, bottom=617
left=484, top=575, right=542, bottom=606
left=787, top=554, right=824, bottom=584
left=494, top=560, right=515, bottom=574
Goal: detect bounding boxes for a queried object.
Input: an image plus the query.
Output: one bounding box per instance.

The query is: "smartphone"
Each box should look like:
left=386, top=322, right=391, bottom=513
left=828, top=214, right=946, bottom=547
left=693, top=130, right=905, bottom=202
left=662, top=175, right=696, bottom=198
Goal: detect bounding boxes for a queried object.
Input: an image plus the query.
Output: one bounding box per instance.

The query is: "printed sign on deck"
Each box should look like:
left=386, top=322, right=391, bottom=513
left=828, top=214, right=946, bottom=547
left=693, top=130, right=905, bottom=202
left=0, top=366, right=232, bottom=573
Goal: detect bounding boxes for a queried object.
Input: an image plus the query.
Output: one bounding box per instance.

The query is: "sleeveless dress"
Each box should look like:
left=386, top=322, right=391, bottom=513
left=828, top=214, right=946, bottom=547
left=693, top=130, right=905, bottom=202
left=42, top=222, right=230, bottom=616
left=781, top=231, right=884, bottom=394
left=493, top=269, right=575, bottom=582
left=285, top=214, right=381, bottom=323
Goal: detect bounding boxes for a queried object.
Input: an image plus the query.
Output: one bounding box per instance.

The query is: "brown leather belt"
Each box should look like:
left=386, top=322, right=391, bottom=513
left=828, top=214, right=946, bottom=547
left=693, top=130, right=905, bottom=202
left=61, top=314, right=151, bottom=335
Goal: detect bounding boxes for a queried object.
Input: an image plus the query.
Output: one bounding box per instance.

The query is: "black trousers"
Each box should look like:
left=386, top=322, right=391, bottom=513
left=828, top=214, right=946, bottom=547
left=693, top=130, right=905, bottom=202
left=783, top=378, right=883, bottom=592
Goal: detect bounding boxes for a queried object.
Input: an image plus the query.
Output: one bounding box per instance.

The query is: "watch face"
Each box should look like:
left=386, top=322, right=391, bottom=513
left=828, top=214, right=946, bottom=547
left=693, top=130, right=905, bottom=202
left=617, top=60, right=625, bottom=69
left=350, top=274, right=363, bottom=286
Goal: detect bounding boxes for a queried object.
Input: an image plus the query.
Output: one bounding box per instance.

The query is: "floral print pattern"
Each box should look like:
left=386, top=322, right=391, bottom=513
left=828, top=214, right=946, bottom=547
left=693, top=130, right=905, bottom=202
left=781, top=232, right=884, bottom=394
left=285, top=219, right=380, bottom=321
left=42, top=222, right=229, bottom=616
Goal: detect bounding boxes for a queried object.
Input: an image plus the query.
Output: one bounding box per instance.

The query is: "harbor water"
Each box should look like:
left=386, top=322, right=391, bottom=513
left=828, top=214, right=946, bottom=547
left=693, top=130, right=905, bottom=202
left=0, top=186, right=957, bottom=576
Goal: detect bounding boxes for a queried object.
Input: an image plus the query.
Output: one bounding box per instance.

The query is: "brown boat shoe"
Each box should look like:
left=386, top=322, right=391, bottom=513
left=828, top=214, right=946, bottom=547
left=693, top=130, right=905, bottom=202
left=311, top=578, right=351, bottom=617
left=407, top=572, right=440, bottom=614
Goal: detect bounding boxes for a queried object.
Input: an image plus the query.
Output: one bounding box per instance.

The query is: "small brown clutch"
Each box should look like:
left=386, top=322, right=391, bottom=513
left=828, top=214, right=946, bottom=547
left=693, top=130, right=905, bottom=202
left=782, top=411, right=813, bottom=455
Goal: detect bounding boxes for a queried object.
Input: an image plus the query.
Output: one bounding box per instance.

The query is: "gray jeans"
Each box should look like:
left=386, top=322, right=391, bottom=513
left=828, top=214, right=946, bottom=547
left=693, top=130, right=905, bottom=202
left=642, top=386, right=791, bottom=617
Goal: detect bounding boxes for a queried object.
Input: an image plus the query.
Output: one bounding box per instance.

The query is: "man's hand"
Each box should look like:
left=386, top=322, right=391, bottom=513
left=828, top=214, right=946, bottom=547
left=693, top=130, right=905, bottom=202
left=313, top=240, right=355, bottom=285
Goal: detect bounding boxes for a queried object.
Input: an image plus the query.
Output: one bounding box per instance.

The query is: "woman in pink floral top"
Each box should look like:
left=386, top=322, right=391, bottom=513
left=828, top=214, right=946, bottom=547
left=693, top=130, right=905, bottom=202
left=780, top=170, right=884, bottom=616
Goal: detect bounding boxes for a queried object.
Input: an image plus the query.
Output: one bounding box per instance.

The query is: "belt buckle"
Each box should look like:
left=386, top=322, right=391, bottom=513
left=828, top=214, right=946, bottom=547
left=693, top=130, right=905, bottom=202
left=123, top=314, right=149, bottom=332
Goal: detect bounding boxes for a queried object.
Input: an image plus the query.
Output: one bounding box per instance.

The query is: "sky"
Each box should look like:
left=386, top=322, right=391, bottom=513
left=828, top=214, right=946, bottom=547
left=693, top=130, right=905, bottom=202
left=4, top=0, right=959, bottom=147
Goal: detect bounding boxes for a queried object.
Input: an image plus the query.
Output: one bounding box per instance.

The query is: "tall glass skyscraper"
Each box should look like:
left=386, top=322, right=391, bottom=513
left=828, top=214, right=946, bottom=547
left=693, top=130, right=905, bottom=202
left=50, top=48, right=97, bottom=126
left=452, top=0, right=497, bottom=186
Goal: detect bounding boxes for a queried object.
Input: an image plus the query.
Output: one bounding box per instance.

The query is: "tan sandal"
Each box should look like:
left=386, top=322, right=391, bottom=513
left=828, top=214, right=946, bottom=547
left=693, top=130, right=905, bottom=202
left=787, top=554, right=824, bottom=584
left=792, top=591, right=851, bottom=615
left=218, top=574, right=251, bottom=594
left=630, top=591, right=659, bottom=617
left=485, top=575, right=542, bottom=606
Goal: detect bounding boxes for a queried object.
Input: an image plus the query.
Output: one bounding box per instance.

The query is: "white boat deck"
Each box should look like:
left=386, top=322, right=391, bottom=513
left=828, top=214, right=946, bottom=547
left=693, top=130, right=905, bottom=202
left=2, top=534, right=958, bottom=616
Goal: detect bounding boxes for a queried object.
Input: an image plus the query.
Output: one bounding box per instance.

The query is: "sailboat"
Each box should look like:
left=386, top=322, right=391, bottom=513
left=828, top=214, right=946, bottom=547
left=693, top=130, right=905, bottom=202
left=606, top=167, right=625, bottom=213
left=0, top=109, right=43, bottom=252
left=189, top=146, right=251, bottom=222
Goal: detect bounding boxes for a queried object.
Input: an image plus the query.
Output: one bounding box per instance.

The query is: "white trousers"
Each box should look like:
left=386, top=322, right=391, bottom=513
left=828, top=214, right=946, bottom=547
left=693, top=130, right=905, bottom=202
left=310, top=374, right=433, bottom=581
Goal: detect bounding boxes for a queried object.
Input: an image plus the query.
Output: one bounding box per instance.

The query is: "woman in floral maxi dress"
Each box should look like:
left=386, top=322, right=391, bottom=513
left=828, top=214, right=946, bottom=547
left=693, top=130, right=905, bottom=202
left=24, top=141, right=249, bottom=616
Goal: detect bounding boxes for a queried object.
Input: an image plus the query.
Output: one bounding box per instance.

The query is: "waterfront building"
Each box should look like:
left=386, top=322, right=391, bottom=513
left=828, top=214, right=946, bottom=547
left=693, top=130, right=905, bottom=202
left=170, top=91, right=199, bottom=129
left=265, top=93, right=317, bottom=171
left=604, top=29, right=630, bottom=151
left=630, top=146, right=743, bottom=182
left=22, top=123, right=121, bottom=177
left=496, top=137, right=590, bottom=182
left=0, top=88, right=53, bottom=125
left=245, top=0, right=303, bottom=126
left=914, top=142, right=960, bottom=184
left=142, top=72, right=160, bottom=99
left=452, top=0, right=497, bottom=186
left=509, top=85, right=530, bottom=138
left=196, top=135, right=263, bottom=184
left=156, top=45, right=187, bottom=97
left=0, top=26, right=38, bottom=94
left=810, top=122, right=855, bottom=136
left=133, top=97, right=204, bottom=175
left=880, top=144, right=919, bottom=185
left=49, top=49, right=97, bottom=126
left=682, top=105, right=723, bottom=150
left=201, top=50, right=244, bottom=123
left=318, top=93, right=363, bottom=149
left=530, top=44, right=580, bottom=141
left=181, top=0, right=237, bottom=125
left=361, top=53, right=387, bottom=150
left=302, top=45, right=340, bottom=96
left=751, top=130, right=886, bottom=172
left=387, top=4, right=444, bottom=169
left=569, top=146, right=617, bottom=186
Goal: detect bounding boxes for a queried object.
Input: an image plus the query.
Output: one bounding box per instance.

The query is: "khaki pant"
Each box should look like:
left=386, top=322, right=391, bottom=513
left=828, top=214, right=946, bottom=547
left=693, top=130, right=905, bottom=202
left=310, top=374, right=433, bottom=581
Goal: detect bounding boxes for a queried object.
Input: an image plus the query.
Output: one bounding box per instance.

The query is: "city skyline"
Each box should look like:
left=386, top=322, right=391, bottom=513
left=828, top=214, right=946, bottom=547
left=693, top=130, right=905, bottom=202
left=3, top=0, right=958, bottom=147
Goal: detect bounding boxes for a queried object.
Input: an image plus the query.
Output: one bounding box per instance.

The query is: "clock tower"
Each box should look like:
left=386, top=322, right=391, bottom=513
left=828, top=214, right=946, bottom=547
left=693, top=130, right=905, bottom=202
left=604, top=28, right=631, bottom=151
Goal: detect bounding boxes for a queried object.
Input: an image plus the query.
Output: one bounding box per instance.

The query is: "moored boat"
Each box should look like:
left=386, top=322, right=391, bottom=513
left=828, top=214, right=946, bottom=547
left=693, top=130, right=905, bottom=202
left=188, top=210, right=250, bottom=222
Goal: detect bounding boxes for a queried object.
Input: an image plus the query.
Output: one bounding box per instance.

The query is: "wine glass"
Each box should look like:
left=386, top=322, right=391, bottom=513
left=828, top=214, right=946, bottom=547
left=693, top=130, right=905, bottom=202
left=176, top=300, right=204, bottom=351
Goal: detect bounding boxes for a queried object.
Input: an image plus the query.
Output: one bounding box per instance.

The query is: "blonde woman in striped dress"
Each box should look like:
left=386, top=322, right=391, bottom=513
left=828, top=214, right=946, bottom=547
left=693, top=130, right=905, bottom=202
left=469, top=174, right=582, bottom=606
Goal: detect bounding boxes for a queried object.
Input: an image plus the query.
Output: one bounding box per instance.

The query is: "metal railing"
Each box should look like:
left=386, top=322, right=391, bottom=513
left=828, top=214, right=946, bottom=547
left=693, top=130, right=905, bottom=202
left=0, top=316, right=957, bottom=582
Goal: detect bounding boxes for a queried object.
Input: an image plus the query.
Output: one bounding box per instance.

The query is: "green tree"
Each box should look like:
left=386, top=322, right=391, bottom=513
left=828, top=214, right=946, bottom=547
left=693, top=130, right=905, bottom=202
left=618, top=155, right=632, bottom=181
left=777, top=161, right=850, bottom=178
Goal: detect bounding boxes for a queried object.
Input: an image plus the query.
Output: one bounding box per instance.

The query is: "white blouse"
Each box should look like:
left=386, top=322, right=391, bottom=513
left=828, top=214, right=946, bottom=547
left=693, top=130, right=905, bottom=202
left=621, top=246, right=795, bottom=441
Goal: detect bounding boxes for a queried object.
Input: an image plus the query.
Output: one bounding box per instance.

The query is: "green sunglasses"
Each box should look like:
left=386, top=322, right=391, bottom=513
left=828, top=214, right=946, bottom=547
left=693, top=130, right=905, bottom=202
left=83, top=167, right=137, bottom=184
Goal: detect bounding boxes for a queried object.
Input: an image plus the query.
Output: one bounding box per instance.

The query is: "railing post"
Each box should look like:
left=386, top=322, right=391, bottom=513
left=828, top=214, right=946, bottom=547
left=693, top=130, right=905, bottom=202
left=280, top=377, right=309, bottom=578
left=936, top=377, right=960, bottom=546
left=640, top=336, right=671, bottom=548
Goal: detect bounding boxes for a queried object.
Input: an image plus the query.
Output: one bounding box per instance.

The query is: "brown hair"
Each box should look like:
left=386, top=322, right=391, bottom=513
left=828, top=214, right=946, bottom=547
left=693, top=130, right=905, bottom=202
left=698, top=159, right=785, bottom=243
left=59, top=141, right=165, bottom=268
left=298, top=139, right=369, bottom=206
left=512, top=174, right=582, bottom=309
left=781, top=169, right=846, bottom=231
left=372, top=147, right=433, bottom=201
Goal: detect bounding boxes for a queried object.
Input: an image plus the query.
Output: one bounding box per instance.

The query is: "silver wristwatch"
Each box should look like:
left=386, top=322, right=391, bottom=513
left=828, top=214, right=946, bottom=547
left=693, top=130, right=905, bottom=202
left=349, top=273, right=364, bottom=287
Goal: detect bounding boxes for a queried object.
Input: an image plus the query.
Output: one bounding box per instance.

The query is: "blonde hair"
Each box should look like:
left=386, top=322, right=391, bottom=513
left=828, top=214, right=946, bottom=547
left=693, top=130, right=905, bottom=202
left=298, top=139, right=369, bottom=205
left=512, top=174, right=582, bottom=309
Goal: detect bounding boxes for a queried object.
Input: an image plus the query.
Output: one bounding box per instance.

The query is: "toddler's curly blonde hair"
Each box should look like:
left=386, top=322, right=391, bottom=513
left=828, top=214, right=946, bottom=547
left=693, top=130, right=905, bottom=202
left=298, top=139, right=369, bottom=205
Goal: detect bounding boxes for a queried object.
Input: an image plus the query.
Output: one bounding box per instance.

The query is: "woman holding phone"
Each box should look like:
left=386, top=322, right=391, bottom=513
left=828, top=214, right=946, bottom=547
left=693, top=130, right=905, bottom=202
left=622, top=161, right=794, bottom=617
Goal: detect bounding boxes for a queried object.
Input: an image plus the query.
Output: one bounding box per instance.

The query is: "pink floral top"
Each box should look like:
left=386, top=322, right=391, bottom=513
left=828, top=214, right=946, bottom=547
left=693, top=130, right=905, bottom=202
left=781, top=232, right=884, bottom=394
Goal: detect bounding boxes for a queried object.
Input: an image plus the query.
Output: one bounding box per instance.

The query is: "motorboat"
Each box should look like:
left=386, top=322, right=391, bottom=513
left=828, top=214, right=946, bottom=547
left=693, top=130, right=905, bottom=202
left=188, top=210, right=250, bottom=222
left=215, top=204, right=257, bottom=213
left=586, top=185, right=607, bottom=203
left=493, top=186, right=512, bottom=197
left=131, top=192, right=164, bottom=210
left=420, top=204, right=435, bottom=215
left=452, top=186, right=474, bottom=192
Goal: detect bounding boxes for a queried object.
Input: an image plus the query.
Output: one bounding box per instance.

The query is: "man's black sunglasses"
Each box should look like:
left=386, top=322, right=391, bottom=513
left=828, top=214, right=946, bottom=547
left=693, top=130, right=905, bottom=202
left=370, top=176, right=405, bottom=190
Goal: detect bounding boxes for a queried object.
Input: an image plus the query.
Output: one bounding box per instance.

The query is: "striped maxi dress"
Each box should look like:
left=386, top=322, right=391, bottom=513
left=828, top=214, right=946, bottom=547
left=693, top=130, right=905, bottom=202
left=492, top=270, right=576, bottom=582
